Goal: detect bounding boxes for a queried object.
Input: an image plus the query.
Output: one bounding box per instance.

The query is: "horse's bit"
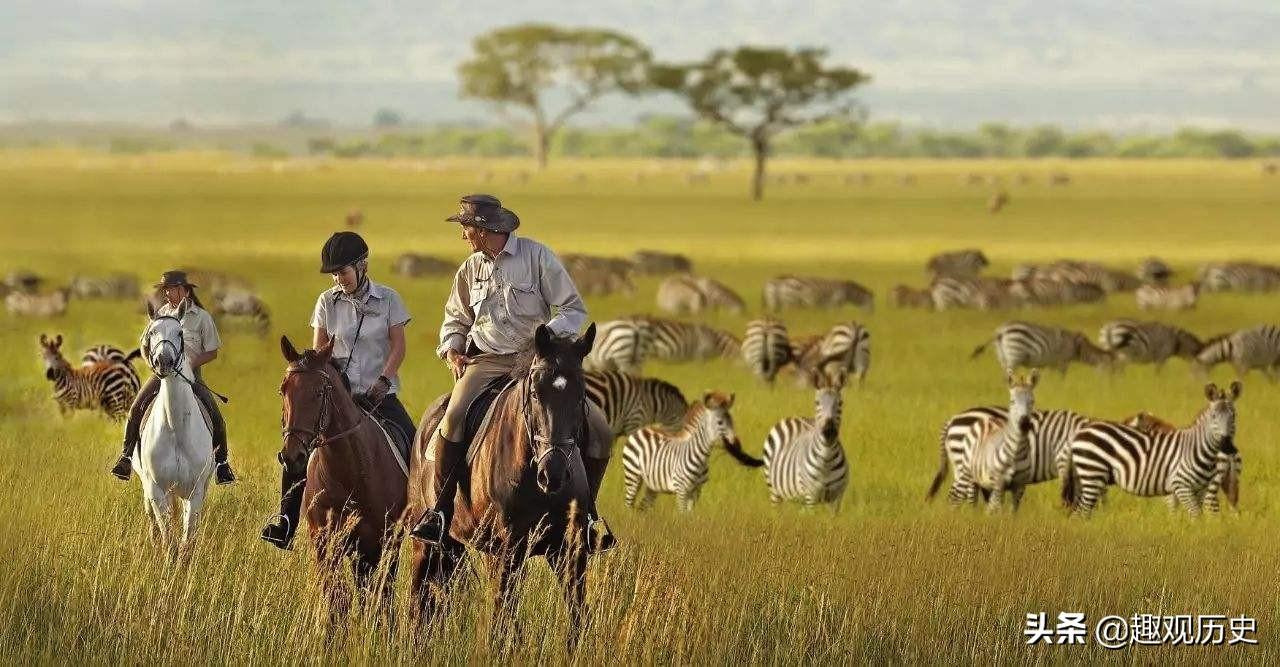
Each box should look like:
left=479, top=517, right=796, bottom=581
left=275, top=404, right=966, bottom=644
left=281, top=363, right=367, bottom=457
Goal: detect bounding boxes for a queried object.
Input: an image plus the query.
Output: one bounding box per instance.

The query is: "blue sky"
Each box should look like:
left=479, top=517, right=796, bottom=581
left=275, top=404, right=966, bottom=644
left=2, top=0, right=1278, bottom=130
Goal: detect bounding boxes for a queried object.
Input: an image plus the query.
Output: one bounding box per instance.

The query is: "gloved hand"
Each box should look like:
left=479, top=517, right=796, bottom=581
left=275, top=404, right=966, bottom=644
left=365, top=375, right=391, bottom=405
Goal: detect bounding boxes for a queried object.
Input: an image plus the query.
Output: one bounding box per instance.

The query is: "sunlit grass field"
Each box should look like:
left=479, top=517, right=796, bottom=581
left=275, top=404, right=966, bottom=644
left=1, top=151, right=1278, bottom=663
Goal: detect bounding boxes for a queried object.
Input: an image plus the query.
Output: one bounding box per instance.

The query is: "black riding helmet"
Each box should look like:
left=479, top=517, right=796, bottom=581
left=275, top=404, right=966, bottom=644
left=320, top=231, right=369, bottom=273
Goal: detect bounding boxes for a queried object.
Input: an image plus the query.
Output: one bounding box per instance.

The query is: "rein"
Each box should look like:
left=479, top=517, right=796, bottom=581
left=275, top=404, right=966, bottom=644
left=520, top=364, right=581, bottom=469
left=282, top=363, right=368, bottom=457
left=144, top=314, right=230, bottom=403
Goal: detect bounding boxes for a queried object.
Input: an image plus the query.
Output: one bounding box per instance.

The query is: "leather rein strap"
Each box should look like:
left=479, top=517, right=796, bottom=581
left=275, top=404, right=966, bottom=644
left=282, top=363, right=367, bottom=456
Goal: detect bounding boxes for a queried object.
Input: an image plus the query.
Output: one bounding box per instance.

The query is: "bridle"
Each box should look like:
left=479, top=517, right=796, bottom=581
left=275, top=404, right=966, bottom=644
left=522, top=362, right=582, bottom=470
left=281, top=361, right=367, bottom=458
left=143, top=315, right=186, bottom=377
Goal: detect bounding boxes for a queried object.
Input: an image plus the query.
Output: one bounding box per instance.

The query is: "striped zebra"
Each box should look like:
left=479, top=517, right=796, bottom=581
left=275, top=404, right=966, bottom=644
left=655, top=275, right=707, bottom=314
left=1135, top=283, right=1199, bottom=310
left=763, top=275, right=874, bottom=313
left=1013, top=260, right=1138, bottom=293
left=971, top=321, right=1112, bottom=375
left=1198, top=262, right=1280, bottom=293
left=1063, top=382, right=1242, bottom=517
left=81, top=344, right=141, bottom=367
left=1009, top=276, right=1105, bottom=307
left=585, top=370, right=688, bottom=441
left=69, top=273, right=140, bottom=300
left=928, top=405, right=1090, bottom=508
left=642, top=317, right=740, bottom=363
left=1097, top=319, right=1202, bottom=371
left=631, top=250, right=693, bottom=275
left=1123, top=412, right=1242, bottom=513
left=1137, top=257, right=1173, bottom=286
left=622, top=392, right=761, bottom=511
left=38, top=334, right=141, bottom=421
left=741, top=318, right=793, bottom=383
left=584, top=318, right=655, bottom=373
left=925, top=249, right=989, bottom=279
left=791, top=322, right=870, bottom=387
left=1193, top=324, right=1280, bottom=380
left=890, top=284, right=934, bottom=309
left=6, top=289, right=69, bottom=317
left=930, top=276, right=1015, bottom=311
left=762, top=375, right=849, bottom=510
left=693, top=277, right=746, bottom=313
left=968, top=371, right=1037, bottom=512
left=209, top=288, right=271, bottom=336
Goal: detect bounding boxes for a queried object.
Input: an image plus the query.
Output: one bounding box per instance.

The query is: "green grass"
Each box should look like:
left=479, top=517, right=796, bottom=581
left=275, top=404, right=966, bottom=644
left=1, top=151, right=1279, bottom=663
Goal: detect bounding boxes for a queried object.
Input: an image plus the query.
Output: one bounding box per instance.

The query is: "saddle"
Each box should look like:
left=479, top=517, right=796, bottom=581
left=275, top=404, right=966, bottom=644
left=137, top=392, right=215, bottom=448
left=462, top=376, right=518, bottom=466
left=368, top=412, right=412, bottom=477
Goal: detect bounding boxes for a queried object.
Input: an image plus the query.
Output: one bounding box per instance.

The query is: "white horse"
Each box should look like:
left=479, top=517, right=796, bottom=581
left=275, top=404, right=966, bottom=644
left=135, top=303, right=214, bottom=560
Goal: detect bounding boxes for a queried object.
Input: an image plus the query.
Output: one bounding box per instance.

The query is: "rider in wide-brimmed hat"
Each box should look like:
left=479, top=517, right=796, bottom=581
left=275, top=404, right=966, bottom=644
left=261, top=231, right=416, bottom=549
left=111, top=270, right=236, bottom=484
left=408, top=193, right=616, bottom=552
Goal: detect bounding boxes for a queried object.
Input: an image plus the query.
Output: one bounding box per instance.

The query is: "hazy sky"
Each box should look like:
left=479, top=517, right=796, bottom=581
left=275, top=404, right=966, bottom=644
left=3, top=0, right=1278, bottom=130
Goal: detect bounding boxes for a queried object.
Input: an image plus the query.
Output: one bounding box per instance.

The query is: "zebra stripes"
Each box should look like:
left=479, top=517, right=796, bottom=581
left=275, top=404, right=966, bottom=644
left=1063, top=382, right=1242, bottom=517
left=1198, top=262, right=1280, bottom=293
left=622, top=392, right=760, bottom=511
left=925, top=249, right=989, bottom=279
left=762, top=381, right=849, bottom=510
left=584, top=318, right=654, bottom=373
left=930, top=276, right=1015, bottom=311
left=38, top=334, right=141, bottom=421
left=763, top=275, right=874, bottom=313
left=585, top=370, right=688, bottom=439
left=646, top=317, right=740, bottom=363
left=1135, top=283, right=1199, bottom=310
left=967, top=371, right=1038, bottom=512
left=741, top=318, right=792, bottom=383
left=1193, top=324, right=1280, bottom=380
left=1097, top=319, right=1202, bottom=370
left=1122, top=411, right=1242, bottom=513
left=209, top=288, right=271, bottom=337
left=971, top=321, right=1112, bottom=374
left=791, top=322, right=870, bottom=387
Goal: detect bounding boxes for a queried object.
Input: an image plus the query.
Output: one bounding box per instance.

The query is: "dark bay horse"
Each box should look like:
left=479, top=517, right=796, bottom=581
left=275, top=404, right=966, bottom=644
left=408, top=324, right=597, bottom=648
left=278, top=336, right=408, bottom=618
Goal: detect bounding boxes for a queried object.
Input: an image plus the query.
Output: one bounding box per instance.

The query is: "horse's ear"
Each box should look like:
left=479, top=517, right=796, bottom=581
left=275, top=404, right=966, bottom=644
left=280, top=335, right=301, bottom=363
left=534, top=324, right=553, bottom=357
left=573, top=323, right=597, bottom=359
left=146, top=301, right=156, bottom=320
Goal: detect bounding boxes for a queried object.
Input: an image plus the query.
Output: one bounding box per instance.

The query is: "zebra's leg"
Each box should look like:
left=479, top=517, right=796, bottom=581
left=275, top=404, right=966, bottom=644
left=639, top=489, right=657, bottom=510
left=1164, top=495, right=1179, bottom=512
left=1172, top=485, right=1203, bottom=518
left=1203, top=489, right=1221, bottom=514
left=622, top=466, right=642, bottom=509
left=1072, top=478, right=1104, bottom=518
left=984, top=485, right=1003, bottom=514
left=1010, top=484, right=1026, bottom=512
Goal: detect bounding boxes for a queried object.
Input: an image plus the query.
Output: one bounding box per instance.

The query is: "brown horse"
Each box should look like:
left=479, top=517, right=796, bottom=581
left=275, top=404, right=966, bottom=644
left=278, top=336, right=408, bottom=618
left=408, top=324, right=598, bottom=649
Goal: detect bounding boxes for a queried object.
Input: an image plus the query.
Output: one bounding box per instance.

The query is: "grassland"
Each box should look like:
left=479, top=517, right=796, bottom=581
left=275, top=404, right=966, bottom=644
left=0, top=151, right=1278, bottom=664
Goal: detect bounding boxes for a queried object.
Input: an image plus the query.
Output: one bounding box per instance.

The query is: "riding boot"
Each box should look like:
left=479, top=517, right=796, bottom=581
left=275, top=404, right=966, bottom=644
left=261, top=462, right=306, bottom=550
left=409, top=432, right=466, bottom=546
left=582, top=455, right=618, bottom=553
left=195, top=385, right=236, bottom=485
left=112, top=377, right=159, bottom=481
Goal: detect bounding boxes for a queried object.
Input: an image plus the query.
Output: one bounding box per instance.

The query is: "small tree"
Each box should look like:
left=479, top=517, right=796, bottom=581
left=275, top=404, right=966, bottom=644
left=373, top=108, right=404, bottom=128
left=651, top=47, right=869, bottom=200
left=458, top=24, right=652, bottom=168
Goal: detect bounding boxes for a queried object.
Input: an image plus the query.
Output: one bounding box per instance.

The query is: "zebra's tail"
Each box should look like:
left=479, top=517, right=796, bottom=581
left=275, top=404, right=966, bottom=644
left=723, top=439, right=764, bottom=467
left=925, top=426, right=950, bottom=501
left=1060, top=454, right=1077, bottom=509
left=970, top=336, right=996, bottom=360
left=124, top=348, right=142, bottom=364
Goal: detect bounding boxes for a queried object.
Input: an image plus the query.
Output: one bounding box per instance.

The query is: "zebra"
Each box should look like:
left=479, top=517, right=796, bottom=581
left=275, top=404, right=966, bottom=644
left=69, top=273, right=140, bottom=300
left=81, top=344, right=142, bottom=368
left=925, top=249, right=989, bottom=279
left=208, top=288, right=271, bottom=337
left=1192, top=324, right=1280, bottom=381
left=1198, top=262, right=1280, bottom=293
left=1063, top=382, right=1242, bottom=518
left=1015, top=260, right=1140, bottom=293
left=1097, top=319, right=1202, bottom=371
left=968, top=371, right=1037, bottom=512
left=562, top=254, right=636, bottom=296
left=1123, top=412, right=1242, bottom=513
left=928, top=405, right=1090, bottom=508
left=631, top=250, right=693, bottom=275
left=642, top=317, right=741, bottom=362
left=971, top=321, right=1112, bottom=375
left=583, top=318, right=655, bottom=373
left=930, top=276, right=1015, bottom=311
left=762, top=373, right=849, bottom=510
left=791, top=322, right=870, bottom=387
left=585, top=370, right=688, bottom=442
left=656, top=275, right=706, bottom=314
left=741, top=318, right=793, bottom=383
left=38, top=334, right=141, bottom=421
left=763, top=275, right=874, bottom=313
left=1137, top=257, right=1173, bottom=286
left=1135, top=282, right=1199, bottom=310
left=693, top=277, right=745, bottom=314
left=890, top=284, right=934, bottom=309
left=622, top=392, right=761, bottom=511
left=6, top=288, right=69, bottom=317
left=1009, top=277, right=1105, bottom=307
left=391, top=253, right=454, bottom=277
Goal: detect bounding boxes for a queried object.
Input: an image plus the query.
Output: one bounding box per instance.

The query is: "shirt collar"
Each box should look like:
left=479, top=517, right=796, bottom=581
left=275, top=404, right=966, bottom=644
left=330, top=281, right=384, bottom=302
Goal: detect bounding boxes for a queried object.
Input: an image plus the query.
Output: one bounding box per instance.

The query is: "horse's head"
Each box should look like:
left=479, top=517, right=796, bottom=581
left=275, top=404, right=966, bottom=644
left=527, top=323, right=596, bottom=496
left=278, top=334, right=338, bottom=472
left=38, top=333, right=67, bottom=379
left=143, top=301, right=187, bottom=378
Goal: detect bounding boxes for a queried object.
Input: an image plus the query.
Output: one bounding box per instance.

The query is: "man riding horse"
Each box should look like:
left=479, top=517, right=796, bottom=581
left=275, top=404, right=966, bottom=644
left=409, top=194, right=616, bottom=551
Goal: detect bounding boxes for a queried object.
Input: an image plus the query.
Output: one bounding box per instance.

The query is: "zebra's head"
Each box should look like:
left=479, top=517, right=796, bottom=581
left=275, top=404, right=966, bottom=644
left=1202, top=381, right=1241, bottom=450
left=1006, top=370, right=1038, bottom=429
left=1174, top=328, right=1204, bottom=359
left=700, top=391, right=741, bottom=449
left=38, top=333, right=67, bottom=379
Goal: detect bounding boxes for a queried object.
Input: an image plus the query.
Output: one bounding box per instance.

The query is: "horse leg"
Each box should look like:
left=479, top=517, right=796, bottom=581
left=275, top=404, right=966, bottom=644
left=488, top=551, right=526, bottom=655
left=549, top=544, right=589, bottom=654
left=410, top=541, right=462, bottom=631
left=179, top=482, right=209, bottom=565
left=147, top=483, right=176, bottom=563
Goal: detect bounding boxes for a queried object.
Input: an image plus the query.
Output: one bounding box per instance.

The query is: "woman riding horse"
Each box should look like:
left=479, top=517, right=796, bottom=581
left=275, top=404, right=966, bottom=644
left=262, top=232, right=415, bottom=548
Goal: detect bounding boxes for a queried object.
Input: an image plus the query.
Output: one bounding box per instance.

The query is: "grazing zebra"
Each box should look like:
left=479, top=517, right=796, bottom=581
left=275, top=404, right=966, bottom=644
left=584, top=318, right=655, bottom=373
left=925, top=249, right=989, bottom=279
left=741, top=318, right=793, bottom=383
left=622, top=392, right=761, bottom=511
left=38, top=334, right=141, bottom=421
left=644, top=317, right=741, bottom=362
left=656, top=275, right=706, bottom=314
left=6, top=289, right=69, bottom=317
left=1123, top=412, right=1242, bottom=513
left=69, top=273, right=140, bottom=300
left=1097, top=319, right=1202, bottom=371
left=585, top=370, right=688, bottom=441
left=177, top=267, right=252, bottom=293
left=1015, top=260, right=1139, bottom=293
left=208, top=288, right=271, bottom=336
left=968, top=371, right=1037, bottom=512
left=1009, top=276, right=1106, bottom=307
left=792, top=322, right=870, bottom=387
left=930, top=276, right=1015, bottom=311
left=1192, top=324, right=1280, bottom=380
left=763, top=275, right=874, bottom=313
left=631, top=250, right=693, bottom=275
left=1197, top=262, right=1280, bottom=293
left=1135, top=282, right=1199, bottom=310
left=391, top=253, right=454, bottom=277
left=1137, top=257, right=1173, bottom=286
left=762, top=374, right=849, bottom=510
left=562, top=254, right=636, bottom=296
left=890, top=284, right=934, bottom=309
left=1063, top=382, right=1242, bottom=518
left=694, top=277, right=745, bottom=313
left=971, top=321, right=1112, bottom=375
left=81, top=344, right=142, bottom=368
left=3, top=270, right=42, bottom=295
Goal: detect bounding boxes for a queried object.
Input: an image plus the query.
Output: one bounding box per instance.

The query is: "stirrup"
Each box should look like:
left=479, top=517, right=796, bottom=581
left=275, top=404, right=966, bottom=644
left=260, top=515, right=294, bottom=550
left=587, top=514, right=617, bottom=554
left=410, top=509, right=447, bottom=545
left=110, top=455, right=133, bottom=481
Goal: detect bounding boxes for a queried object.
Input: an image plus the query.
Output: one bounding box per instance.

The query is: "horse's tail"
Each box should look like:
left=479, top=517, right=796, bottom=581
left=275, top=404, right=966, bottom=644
left=724, top=439, right=764, bottom=467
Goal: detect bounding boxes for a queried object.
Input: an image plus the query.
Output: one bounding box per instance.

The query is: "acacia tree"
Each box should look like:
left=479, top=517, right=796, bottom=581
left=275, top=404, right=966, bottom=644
left=651, top=48, right=869, bottom=200
left=458, top=24, right=652, bottom=168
